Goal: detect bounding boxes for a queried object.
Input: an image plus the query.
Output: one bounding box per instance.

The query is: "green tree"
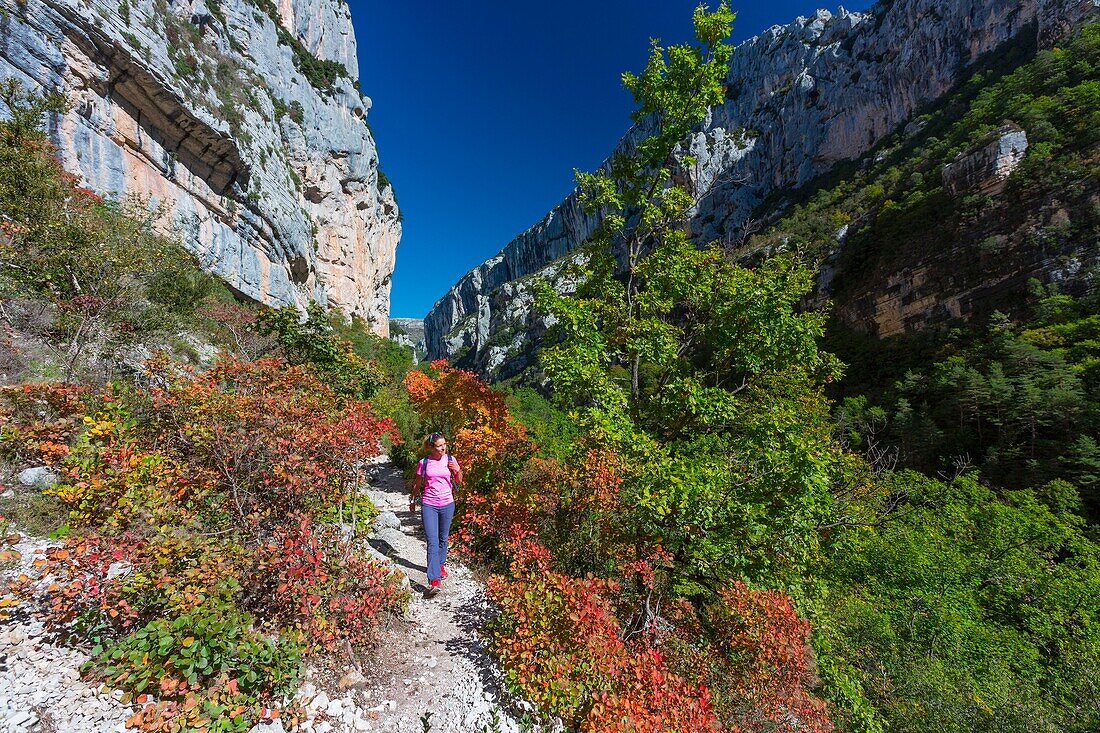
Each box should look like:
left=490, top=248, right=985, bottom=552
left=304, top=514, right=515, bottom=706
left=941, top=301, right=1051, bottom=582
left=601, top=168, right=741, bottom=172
left=252, top=304, right=387, bottom=400
left=821, top=472, right=1100, bottom=733
left=535, top=3, right=845, bottom=593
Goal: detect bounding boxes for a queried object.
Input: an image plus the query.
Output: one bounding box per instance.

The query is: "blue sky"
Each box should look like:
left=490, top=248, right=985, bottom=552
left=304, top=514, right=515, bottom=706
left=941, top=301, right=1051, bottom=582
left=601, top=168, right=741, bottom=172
left=349, top=1, right=875, bottom=318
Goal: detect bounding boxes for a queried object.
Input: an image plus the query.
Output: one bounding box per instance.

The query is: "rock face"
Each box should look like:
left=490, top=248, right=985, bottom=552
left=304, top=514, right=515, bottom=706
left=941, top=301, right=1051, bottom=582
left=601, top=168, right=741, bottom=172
left=942, top=124, right=1029, bottom=197
left=0, top=0, right=400, bottom=334
left=425, top=0, right=1097, bottom=369
left=390, top=317, right=425, bottom=363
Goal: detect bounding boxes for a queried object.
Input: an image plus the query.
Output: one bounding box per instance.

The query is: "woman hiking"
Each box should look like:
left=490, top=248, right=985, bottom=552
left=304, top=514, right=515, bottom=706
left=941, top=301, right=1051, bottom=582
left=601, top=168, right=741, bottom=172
left=409, top=432, right=463, bottom=597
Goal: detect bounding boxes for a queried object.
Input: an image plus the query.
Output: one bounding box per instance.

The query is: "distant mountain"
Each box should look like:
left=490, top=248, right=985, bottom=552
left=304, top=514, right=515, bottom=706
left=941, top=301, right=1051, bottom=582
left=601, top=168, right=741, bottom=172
left=390, top=318, right=426, bottom=362
left=425, top=0, right=1098, bottom=378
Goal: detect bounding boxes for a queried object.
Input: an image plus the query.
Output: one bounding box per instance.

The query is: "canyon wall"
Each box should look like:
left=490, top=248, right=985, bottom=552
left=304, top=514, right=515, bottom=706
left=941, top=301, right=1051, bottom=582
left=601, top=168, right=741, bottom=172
left=1, top=0, right=399, bottom=334
left=426, top=0, right=1097, bottom=373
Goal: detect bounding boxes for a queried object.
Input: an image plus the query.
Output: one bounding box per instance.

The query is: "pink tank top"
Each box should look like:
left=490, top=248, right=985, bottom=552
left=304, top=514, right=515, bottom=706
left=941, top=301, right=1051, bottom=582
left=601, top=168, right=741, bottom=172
left=417, top=455, right=455, bottom=507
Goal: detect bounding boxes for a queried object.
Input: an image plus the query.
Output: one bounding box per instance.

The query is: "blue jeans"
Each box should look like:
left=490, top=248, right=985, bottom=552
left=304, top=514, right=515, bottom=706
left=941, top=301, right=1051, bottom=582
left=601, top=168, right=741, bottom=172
left=422, top=501, right=455, bottom=582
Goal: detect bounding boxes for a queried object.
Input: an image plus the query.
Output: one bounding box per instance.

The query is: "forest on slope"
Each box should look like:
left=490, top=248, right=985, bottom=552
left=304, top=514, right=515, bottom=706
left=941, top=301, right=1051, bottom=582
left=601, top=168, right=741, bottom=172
left=747, top=19, right=1100, bottom=521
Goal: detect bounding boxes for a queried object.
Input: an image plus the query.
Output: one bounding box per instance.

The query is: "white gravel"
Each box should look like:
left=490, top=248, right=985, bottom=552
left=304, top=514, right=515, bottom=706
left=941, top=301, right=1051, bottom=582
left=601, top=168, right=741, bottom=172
left=0, top=537, right=131, bottom=733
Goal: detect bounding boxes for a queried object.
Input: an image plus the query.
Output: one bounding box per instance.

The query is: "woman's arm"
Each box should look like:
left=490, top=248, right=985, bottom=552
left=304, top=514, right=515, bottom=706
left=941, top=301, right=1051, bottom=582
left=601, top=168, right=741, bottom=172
left=449, top=457, right=464, bottom=487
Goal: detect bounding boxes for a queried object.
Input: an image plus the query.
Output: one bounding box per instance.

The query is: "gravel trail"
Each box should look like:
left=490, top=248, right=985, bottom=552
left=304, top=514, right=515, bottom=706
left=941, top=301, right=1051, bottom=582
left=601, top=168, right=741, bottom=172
left=352, top=459, right=532, bottom=733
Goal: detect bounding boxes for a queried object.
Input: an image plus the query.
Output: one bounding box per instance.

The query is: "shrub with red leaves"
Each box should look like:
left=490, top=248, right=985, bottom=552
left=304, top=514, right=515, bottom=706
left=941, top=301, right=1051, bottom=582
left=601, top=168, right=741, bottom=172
left=0, top=382, right=89, bottom=465
left=488, top=544, right=719, bottom=732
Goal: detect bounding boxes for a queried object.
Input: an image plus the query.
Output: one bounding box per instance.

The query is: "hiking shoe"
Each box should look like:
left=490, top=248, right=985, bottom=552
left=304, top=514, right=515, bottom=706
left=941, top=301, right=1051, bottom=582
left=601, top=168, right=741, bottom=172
left=440, top=565, right=448, bottom=580
left=425, top=580, right=441, bottom=597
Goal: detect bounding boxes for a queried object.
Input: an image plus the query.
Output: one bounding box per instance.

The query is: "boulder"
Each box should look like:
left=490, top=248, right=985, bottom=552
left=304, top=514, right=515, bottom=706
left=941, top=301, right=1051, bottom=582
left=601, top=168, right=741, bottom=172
left=372, top=511, right=400, bottom=530
left=17, top=467, right=59, bottom=490
left=1, top=0, right=400, bottom=334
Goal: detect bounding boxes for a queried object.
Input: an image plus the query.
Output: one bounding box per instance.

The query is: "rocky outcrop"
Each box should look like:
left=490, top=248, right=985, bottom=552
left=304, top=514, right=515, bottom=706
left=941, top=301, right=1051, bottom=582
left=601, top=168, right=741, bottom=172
left=942, top=124, right=1029, bottom=196
left=0, top=0, right=399, bottom=334
left=425, top=0, right=1097, bottom=367
left=390, top=317, right=425, bottom=363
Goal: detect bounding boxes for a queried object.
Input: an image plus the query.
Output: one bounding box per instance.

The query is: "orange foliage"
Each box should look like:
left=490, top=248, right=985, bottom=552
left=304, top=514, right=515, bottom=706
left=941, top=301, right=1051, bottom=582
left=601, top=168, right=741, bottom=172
left=251, top=519, right=407, bottom=652
left=405, top=360, right=530, bottom=484
left=704, top=582, right=833, bottom=733
left=405, top=361, right=535, bottom=559
left=150, top=357, right=394, bottom=528
left=21, top=359, right=407, bottom=732
left=0, top=382, right=88, bottom=464
left=488, top=544, right=719, bottom=732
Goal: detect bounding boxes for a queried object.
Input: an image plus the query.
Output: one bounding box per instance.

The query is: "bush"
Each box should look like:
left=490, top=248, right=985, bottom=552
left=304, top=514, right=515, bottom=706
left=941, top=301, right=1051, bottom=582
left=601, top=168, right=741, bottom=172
left=0, top=382, right=89, bottom=465
left=820, top=472, right=1100, bottom=733
left=488, top=546, right=719, bottom=732
left=252, top=305, right=387, bottom=400
left=500, top=386, right=577, bottom=460
left=93, top=605, right=301, bottom=700
left=23, top=359, right=407, bottom=731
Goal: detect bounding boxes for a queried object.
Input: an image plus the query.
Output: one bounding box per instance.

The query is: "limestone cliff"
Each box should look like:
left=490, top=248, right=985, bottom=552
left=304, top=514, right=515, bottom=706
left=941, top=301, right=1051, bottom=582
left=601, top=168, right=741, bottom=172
left=425, top=0, right=1097, bottom=373
left=0, top=0, right=399, bottom=334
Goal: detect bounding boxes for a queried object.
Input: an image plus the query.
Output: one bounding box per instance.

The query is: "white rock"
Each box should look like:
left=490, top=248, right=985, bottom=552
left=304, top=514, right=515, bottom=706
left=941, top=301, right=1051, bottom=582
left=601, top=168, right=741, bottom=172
left=372, top=511, right=401, bottom=530
left=309, top=691, right=330, bottom=712
left=7, top=710, right=35, bottom=727
left=17, top=467, right=58, bottom=489
left=105, top=562, right=132, bottom=581
left=248, top=720, right=286, bottom=733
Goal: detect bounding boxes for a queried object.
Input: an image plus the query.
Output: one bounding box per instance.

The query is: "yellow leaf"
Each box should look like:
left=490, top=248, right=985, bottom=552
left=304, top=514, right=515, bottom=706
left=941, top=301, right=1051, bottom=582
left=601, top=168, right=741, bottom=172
left=182, top=636, right=195, bottom=647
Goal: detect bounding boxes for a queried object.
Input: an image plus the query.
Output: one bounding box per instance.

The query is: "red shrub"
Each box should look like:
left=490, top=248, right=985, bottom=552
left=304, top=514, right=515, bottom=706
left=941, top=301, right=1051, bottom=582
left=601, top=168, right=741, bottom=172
left=705, top=582, right=833, bottom=733
left=250, top=520, right=407, bottom=652
left=0, top=382, right=88, bottom=464
left=488, top=554, right=718, bottom=732
left=149, top=357, right=394, bottom=528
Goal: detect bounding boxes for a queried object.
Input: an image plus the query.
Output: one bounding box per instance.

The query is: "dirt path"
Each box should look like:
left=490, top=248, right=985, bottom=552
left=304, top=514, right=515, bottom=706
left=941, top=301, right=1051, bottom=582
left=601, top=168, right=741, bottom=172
left=352, top=459, right=533, bottom=733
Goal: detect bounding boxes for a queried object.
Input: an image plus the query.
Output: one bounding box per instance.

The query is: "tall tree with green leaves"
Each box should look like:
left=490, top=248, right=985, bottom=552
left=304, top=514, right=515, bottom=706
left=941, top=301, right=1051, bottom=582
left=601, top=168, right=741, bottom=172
left=554, top=3, right=736, bottom=405
left=535, top=3, right=844, bottom=593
